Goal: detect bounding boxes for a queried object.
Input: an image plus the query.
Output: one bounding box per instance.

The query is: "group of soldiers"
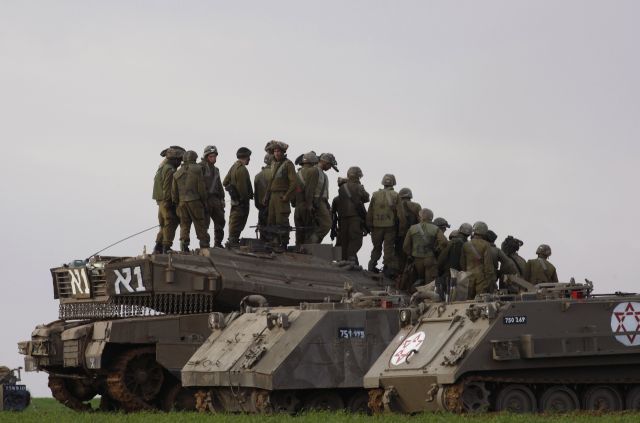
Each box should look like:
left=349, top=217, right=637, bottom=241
left=151, top=141, right=559, bottom=298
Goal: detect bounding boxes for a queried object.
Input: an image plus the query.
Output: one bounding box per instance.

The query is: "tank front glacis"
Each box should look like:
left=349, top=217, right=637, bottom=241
left=0, top=367, right=31, bottom=411
left=366, top=283, right=640, bottom=413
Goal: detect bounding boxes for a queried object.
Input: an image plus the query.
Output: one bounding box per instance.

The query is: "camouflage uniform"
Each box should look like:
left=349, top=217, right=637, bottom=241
left=223, top=156, right=253, bottom=245
left=403, top=220, right=448, bottom=285
left=171, top=151, right=210, bottom=250
left=254, top=155, right=273, bottom=236
left=152, top=155, right=180, bottom=252
left=266, top=155, right=297, bottom=246
left=200, top=154, right=225, bottom=247
left=525, top=258, right=558, bottom=284
left=334, top=172, right=369, bottom=262
left=460, top=236, right=496, bottom=299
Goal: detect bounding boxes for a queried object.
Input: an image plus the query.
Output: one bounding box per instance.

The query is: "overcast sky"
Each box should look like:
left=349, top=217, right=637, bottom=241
left=1, top=1, right=638, bottom=397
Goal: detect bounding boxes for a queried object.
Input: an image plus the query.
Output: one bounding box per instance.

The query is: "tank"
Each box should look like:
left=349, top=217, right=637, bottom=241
left=181, top=291, right=407, bottom=413
left=0, top=366, right=30, bottom=411
left=365, top=279, right=640, bottom=413
left=18, top=242, right=389, bottom=412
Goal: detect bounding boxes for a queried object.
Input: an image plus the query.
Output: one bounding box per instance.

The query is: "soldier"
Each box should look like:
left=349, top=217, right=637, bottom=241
left=264, top=141, right=297, bottom=249
left=403, top=208, right=448, bottom=288
left=433, top=217, right=451, bottom=238
left=254, top=153, right=274, bottom=236
left=293, top=152, right=319, bottom=246
left=171, top=150, right=210, bottom=251
left=152, top=147, right=184, bottom=253
left=396, top=188, right=422, bottom=271
left=200, top=145, right=225, bottom=248
left=460, top=221, right=496, bottom=299
left=524, top=244, right=559, bottom=284
left=500, top=236, right=527, bottom=277
left=366, top=174, right=405, bottom=277
left=333, top=167, right=370, bottom=262
left=309, top=153, right=339, bottom=244
left=437, top=222, right=472, bottom=277
left=223, top=147, right=253, bottom=247
left=486, top=230, right=510, bottom=292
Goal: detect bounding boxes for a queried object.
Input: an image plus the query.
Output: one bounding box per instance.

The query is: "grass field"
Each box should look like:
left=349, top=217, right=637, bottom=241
left=2, top=398, right=640, bottom=423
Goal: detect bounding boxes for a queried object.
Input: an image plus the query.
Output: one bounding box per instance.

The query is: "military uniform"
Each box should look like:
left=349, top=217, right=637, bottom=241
left=152, top=158, right=179, bottom=251
left=501, top=252, right=527, bottom=276
left=437, top=234, right=466, bottom=276
left=367, top=184, right=405, bottom=274
left=266, top=157, right=297, bottom=246
left=460, top=237, right=496, bottom=299
left=254, top=164, right=272, bottom=233
left=396, top=197, right=422, bottom=271
left=171, top=153, right=210, bottom=249
left=524, top=258, right=558, bottom=284
left=294, top=161, right=318, bottom=246
left=223, top=160, right=253, bottom=245
left=309, top=164, right=332, bottom=243
left=488, top=244, right=510, bottom=292
left=200, top=159, right=225, bottom=246
left=334, top=176, right=370, bottom=262
left=403, top=221, right=448, bottom=285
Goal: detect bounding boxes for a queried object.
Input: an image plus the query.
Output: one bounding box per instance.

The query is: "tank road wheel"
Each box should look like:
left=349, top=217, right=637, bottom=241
left=625, top=386, right=640, bottom=410
left=346, top=390, right=371, bottom=414
left=48, top=375, right=97, bottom=411
left=539, top=386, right=580, bottom=413
left=583, top=385, right=623, bottom=411
left=460, top=382, right=490, bottom=413
left=106, top=347, right=164, bottom=411
left=303, top=391, right=344, bottom=411
left=270, top=391, right=301, bottom=414
left=495, top=384, right=537, bottom=413
left=160, top=382, right=198, bottom=411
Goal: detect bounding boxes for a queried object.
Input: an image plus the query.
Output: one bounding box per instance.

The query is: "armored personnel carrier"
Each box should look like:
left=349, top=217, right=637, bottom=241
left=18, top=244, right=388, bottom=411
left=0, top=366, right=30, bottom=411
left=182, top=291, right=407, bottom=413
left=365, top=280, right=640, bottom=413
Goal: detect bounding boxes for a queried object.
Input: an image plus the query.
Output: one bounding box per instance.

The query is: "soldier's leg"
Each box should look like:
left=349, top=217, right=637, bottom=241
left=189, top=202, right=210, bottom=248
left=236, top=204, right=250, bottom=239
left=368, top=228, right=384, bottom=271
left=227, top=205, right=241, bottom=245
left=177, top=202, right=191, bottom=251
left=309, top=201, right=331, bottom=244
left=274, top=197, right=291, bottom=247
left=210, top=199, right=226, bottom=246
left=338, top=218, right=349, bottom=260
left=163, top=204, right=179, bottom=250
left=423, top=256, right=438, bottom=284
left=346, top=216, right=364, bottom=263
left=293, top=206, right=306, bottom=247
left=382, top=227, right=398, bottom=273
left=154, top=203, right=164, bottom=252
left=413, top=259, right=426, bottom=288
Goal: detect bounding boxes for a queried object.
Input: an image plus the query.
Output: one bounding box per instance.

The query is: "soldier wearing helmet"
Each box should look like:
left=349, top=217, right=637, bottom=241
left=433, top=217, right=451, bottom=237
left=499, top=236, right=526, bottom=278
left=254, top=153, right=274, bottom=236
left=485, top=230, right=510, bottom=292
left=396, top=188, right=422, bottom=272
left=171, top=150, right=210, bottom=251
left=223, top=147, right=254, bottom=247
left=460, top=221, right=496, bottom=298
left=152, top=147, right=184, bottom=253
left=307, top=153, right=339, bottom=244
left=436, top=222, right=472, bottom=295
left=524, top=244, right=558, bottom=284
left=264, top=140, right=297, bottom=249
left=366, top=174, right=405, bottom=277
left=333, top=166, right=370, bottom=262
left=402, top=208, right=448, bottom=290
left=199, top=145, right=226, bottom=248
left=293, top=152, right=319, bottom=246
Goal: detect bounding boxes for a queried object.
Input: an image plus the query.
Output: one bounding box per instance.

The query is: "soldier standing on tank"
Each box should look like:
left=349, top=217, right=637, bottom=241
left=264, top=141, right=297, bottom=249
left=366, top=174, right=405, bottom=277
left=486, top=230, right=510, bottom=292
left=152, top=147, right=184, bottom=253
left=308, top=153, right=338, bottom=244
left=200, top=145, right=225, bottom=248
left=223, top=147, right=253, bottom=247
left=254, top=153, right=274, bottom=238
left=433, top=217, right=451, bottom=238
left=294, top=152, right=319, bottom=246
left=171, top=150, right=210, bottom=251
left=396, top=188, right=422, bottom=272
left=402, top=208, right=448, bottom=289
left=437, top=222, right=472, bottom=277
left=460, top=221, right=496, bottom=299
left=500, top=236, right=527, bottom=277
left=334, top=167, right=370, bottom=262
left=524, top=244, right=559, bottom=284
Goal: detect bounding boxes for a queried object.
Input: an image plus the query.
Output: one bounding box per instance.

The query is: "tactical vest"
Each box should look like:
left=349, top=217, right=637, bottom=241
left=152, top=161, right=174, bottom=201
left=174, top=163, right=203, bottom=202
left=337, top=182, right=359, bottom=217
left=409, top=222, right=439, bottom=258
left=201, top=162, right=222, bottom=196
left=371, top=189, right=398, bottom=227
left=269, top=159, right=294, bottom=192
left=314, top=167, right=329, bottom=199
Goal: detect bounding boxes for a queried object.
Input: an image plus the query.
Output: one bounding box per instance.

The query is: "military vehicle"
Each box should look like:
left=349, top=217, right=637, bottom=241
left=182, top=291, right=407, bottom=413
left=0, top=366, right=30, bottom=411
left=365, top=278, right=640, bottom=413
left=18, top=243, right=389, bottom=412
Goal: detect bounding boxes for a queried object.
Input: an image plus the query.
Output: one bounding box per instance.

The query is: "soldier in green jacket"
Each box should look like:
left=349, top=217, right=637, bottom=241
left=294, top=152, right=319, bottom=246
left=500, top=236, right=527, bottom=277
left=396, top=188, right=422, bottom=272
left=524, top=244, right=559, bottom=284
left=435, top=223, right=472, bottom=298
left=333, top=167, right=370, bottom=262
left=200, top=145, right=225, bottom=248
left=366, top=174, right=406, bottom=277
left=223, top=147, right=253, bottom=247
left=152, top=147, right=184, bottom=253
left=460, top=221, right=496, bottom=299
left=264, top=141, right=297, bottom=249
left=254, top=153, right=273, bottom=238
left=403, top=208, right=448, bottom=287
left=308, top=153, right=338, bottom=244
left=171, top=150, right=210, bottom=251
left=486, top=230, right=510, bottom=292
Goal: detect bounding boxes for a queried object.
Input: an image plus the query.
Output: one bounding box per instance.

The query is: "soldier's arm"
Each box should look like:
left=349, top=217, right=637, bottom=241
left=246, top=167, right=254, bottom=200
left=435, top=229, right=448, bottom=256
left=304, top=169, right=319, bottom=206
left=222, top=167, right=231, bottom=188
left=198, top=172, right=208, bottom=204
left=460, top=245, right=467, bottom=271
left=366, top=196, right=374, bottom=228
left=550, top=265, right=559, bottom=282
left=483, top=248, right=496, bottom=282
left=162, top=168, right=175, bottom=204
left=236, top=166, right=249, bottom=201
left=216, top=170, right=225, bottom=200
left=395, top=196, right=407, bottom=232
left=402, top=229, right=413, bottom=257
left=171, top=178, right=179, bottom=204
left=360, top=186, right=370, bottom=204
left=283, top=161, right=297, bottom=201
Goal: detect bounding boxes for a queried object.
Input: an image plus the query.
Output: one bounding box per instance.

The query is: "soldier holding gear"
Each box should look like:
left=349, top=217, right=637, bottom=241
left=396, top=187, right=422, bottom=271
left=223, top=147, right=253, bottom=247
left=402, top=208, right=448, bottom=289
left=152, top=147, right=184, bottom=253
left=524, top=244, right=559, bottom=284
left=460, top=221, right=496, bottom=299
left=433, top=217, right=451, bottom=237
left=294, top=152, right=319, bottom=246
left=254, top=153, right=274, bottom=236
left=500, top=236, right=527, bottom=277
left=264, top=141, right=297, bottom=249
left=334, top=167, right=370, bottom=262
left=171, top=150, right=210, bottom=251
left=308, top=153, right=339, bottom=243
left=200, top=145, right=226, bottom=248
left=367, top=174, right=405, bottom=277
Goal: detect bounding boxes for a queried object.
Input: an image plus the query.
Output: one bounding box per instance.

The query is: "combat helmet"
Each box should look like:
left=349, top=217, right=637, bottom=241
left=536, top=244, right=552, bottom=257
left=433, top=217, right=450, bottom=229
left=203, top=145, right=218, bottom=158
left=164, top=147, right=184, bottom=160
left=398, top=188, right=413, bottom=199
left=381, top=174, right=396, bottom=186
left=302, top=151, right=319, bottom=165
left=486, top=230, right=498, bottom=244
left=458, top=223, right=473, bottom=237
left=160, top=145, right=185, bottom=157
left=265, top=140, right=289, bottom=153
left=319, top=153, right=339, bottom=172
left=449, top=229, right=460, bottom=240
left=347, top=166, right=363, bottom=179
left=264, top=153, right=274, bottom=165
left=183, top=150, right=198, bottom=163
left=472, top=221, right=489, bottom=236
left=419, top=208, right=434, bottom=222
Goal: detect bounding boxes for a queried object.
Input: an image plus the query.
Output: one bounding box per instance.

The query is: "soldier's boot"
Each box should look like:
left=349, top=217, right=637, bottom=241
left=152, top=242, right=163, bottom=254
left=214, top=241, right=224, bottom=248
left=181, top=242, right=190, bottom=252
left=226, top=238, right=240, bottom=249
left=161, top=245, right=174, bottom=254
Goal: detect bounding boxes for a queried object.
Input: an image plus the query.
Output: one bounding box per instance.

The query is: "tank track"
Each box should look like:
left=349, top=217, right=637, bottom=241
left=48, top=376, right=92, bottom=412
left=106, top=346, right=160, bottom=412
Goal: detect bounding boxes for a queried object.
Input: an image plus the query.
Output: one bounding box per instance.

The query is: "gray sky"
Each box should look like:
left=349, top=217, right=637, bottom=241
left=1, top=1, right=639, bottom=397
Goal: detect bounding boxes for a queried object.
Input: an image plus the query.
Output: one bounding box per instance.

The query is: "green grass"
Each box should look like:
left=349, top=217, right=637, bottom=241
left=2, top=398, right=640, bottom=423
